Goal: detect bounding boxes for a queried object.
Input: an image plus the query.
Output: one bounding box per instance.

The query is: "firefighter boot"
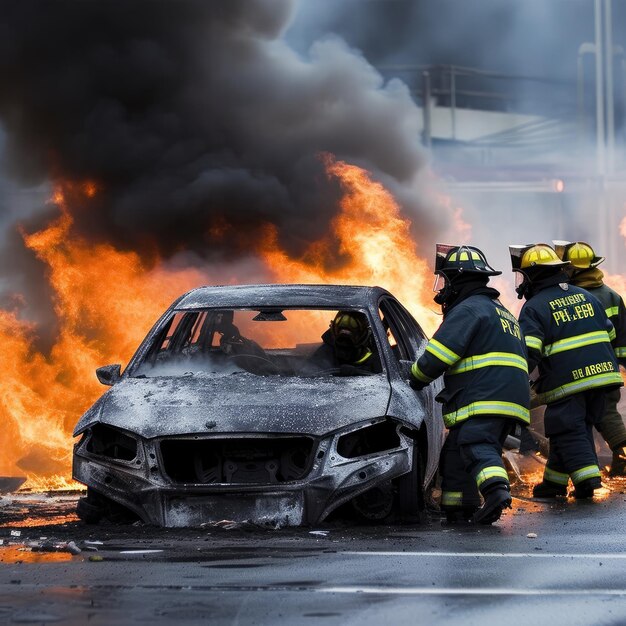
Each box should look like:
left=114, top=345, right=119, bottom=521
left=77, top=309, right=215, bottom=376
left=573, top=476, right=602, bottom=499
left=444, top=507, right=478, bottom=524
left=532, top=480, right=567, bottom=498
left=608, top=445, right=626, bottom=477
left=473, top=484, right=512, bottom=525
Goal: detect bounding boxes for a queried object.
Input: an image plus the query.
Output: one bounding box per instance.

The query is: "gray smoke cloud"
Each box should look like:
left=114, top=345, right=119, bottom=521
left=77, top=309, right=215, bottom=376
left=288, top=0, right=626, bottom=278
left=0, top=0, right=447, bottom=280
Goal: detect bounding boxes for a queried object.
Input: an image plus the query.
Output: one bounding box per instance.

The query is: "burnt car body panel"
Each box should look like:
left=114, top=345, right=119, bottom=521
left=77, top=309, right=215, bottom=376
left=74, top=375, right=391, bottom=438
left=73, top=284, right=443, bottom=527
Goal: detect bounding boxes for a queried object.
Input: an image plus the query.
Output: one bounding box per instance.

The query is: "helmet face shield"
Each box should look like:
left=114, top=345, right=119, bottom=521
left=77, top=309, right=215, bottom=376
left=433, top=273, right=447, bottom=293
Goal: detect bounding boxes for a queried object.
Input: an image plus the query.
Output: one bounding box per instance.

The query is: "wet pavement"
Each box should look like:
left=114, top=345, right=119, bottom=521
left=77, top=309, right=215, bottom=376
left=0, top=479, right=625, bottom=625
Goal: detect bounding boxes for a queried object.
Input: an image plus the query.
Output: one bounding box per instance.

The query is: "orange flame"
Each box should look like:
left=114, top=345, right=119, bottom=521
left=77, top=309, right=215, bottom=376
left=1, top=183, right=211, bottom=486
left=1, top=159, right=453, bottom=488
left=261, top=157, right=441, bottom=335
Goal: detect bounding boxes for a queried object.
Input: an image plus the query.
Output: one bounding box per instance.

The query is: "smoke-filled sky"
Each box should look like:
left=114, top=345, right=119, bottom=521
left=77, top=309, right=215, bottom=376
left=0, top=0, right=440, bottom=326
left=0, top=1, right=444, bottom=261
left=1, top=0, right=625, bottom=319
left=289, top=0, right=625, bottom=81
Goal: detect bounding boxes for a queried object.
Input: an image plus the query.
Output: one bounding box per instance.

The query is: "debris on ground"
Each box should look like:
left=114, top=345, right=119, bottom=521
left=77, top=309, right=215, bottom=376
left=199, top=517, right=287, bottom=530
left=527, top=532, right=538, bottom=538
left=309, top=530, right=329, bottom=537
left=28, top=539, right=82, bottom=554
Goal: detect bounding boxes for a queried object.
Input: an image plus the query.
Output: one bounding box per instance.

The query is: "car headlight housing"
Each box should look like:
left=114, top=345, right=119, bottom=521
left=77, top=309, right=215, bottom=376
left=85, top=424, right=139, bottom=463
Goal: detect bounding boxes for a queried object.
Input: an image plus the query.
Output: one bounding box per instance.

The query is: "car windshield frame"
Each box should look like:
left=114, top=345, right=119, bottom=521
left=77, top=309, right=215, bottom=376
left=129, top=306, right=387, bottom=379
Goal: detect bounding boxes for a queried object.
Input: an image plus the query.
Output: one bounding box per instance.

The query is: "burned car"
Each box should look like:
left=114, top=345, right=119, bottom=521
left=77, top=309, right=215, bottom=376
left=73, top=284, right=444, bottom=527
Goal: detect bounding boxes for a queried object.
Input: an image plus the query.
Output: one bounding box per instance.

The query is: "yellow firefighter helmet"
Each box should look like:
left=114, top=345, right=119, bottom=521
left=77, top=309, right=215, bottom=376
left=559, top=241, right=604, bottom=269
left=520, top=244, right=565, bottom=269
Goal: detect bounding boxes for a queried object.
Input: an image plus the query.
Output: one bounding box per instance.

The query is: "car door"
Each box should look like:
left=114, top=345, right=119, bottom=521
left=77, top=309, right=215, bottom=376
left=377, top=296, right=444, bottom=486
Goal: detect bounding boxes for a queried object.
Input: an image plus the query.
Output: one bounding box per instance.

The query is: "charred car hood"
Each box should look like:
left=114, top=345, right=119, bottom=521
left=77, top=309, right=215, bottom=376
left=74, top=373, right=392, bottom=438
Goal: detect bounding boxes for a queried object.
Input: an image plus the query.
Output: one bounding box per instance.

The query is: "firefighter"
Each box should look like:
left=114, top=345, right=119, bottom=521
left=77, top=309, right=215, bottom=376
left=311, top=311, right=381, bottom=374
left=410, top=244, right=530, bottom=524
left=553, top=241, right=626, bottom=476
left=511, top=243, right=623, bottom=499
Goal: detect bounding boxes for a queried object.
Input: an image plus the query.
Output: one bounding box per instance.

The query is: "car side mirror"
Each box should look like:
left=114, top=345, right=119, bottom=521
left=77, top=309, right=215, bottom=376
left=96, top=364, right=122, bottom=386
left=398, top=359, right=414, bottom=379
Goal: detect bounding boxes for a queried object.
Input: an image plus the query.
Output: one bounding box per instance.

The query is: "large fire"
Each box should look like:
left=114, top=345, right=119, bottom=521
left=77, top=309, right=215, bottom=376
left=260, top=157, right=441, bottom=334
left=0, top=157, right=446, bottom=488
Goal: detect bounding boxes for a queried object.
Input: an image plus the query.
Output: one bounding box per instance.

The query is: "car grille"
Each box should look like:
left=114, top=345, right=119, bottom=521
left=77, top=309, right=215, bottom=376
left=159, top=437, right=315, bottom=485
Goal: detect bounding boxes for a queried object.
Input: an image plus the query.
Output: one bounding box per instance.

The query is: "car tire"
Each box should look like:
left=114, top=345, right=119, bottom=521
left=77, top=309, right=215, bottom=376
left=76, top=495, right=104, bottom=524
left=397, top=444, right=424, bottom=521
left=77, top=489, right=138, bottom=525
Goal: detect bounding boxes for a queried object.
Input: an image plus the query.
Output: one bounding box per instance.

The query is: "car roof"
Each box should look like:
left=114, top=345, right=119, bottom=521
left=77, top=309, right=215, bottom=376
left=175, top=284, right=393, bottom=310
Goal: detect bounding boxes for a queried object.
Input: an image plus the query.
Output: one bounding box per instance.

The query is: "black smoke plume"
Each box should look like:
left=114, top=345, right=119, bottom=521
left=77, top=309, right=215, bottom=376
left=0, top=0, right=454, bottom=321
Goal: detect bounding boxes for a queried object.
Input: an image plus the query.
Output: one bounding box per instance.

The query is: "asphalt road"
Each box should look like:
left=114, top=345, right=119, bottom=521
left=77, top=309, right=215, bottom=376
left=0, top=480, right=625, bottom=625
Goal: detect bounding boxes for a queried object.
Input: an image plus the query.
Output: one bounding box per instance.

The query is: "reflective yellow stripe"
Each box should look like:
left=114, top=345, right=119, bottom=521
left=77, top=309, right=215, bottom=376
left=443, top=401, right=530, bottom=427
left=606, top=306, right=619, bottom=318
left=543, top=331, right=611, bottom=357
left=475, top=466, right=509, bottom=488
left=525, top=335, right=543, bottom=352
left=425, top=339, right=460, bottom=366
left=537, top=371, right=623, bottom=405
left=441, top=491, right=463, bottom=507
left=353, top=350, right=372, bottom=365
left=449, top=351, right=528, bottom=375
left=615, top=347, right=626, bottom=358
left=544, top=466, right=569, bottom=485
left=609, top=327, right=617, bottom=341
left=411, top=362, right=433, bottom=383
left=570, top=464, right=601, bottom=484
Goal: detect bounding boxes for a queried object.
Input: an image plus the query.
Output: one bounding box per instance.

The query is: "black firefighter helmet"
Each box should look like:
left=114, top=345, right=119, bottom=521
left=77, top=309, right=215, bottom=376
left=433, top=244, right=500, bottom=307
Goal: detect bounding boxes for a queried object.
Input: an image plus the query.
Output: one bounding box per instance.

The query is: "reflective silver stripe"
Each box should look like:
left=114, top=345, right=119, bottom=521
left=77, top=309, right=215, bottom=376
left=475, top=466, right=509, bottom=487
left=449, top=351, right=528, bottom=375
left=441, top=491, right=463, bottom=507
left=543, top=331, right=611, bottom=357
left=443, top=401, right=530, bottom=427
left=525, top=336, right=543, bottom=352
left=411, top=362, right=433, bottom=383
left=544, top=466, right=569, bottom=485
left=536, top=371, right=623, bottom=405
left=425, top=339, right=460, bottom=366
left=570, top=464, right=601, bottom=484
left=615, top=347, right=626, bottom=358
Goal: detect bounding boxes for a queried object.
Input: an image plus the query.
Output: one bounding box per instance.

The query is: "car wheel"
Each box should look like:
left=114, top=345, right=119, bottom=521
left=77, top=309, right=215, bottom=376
left=76, top=494, right=104, bottom=524
left=397, top=443, right=424, bottom=521
left=351, top=482, right=395, bottom=522
left=77, top=488, right=138, bottom=525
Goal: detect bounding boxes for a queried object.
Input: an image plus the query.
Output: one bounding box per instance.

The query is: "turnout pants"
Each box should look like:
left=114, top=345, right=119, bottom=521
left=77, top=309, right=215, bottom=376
left=594, top=387, right=626, bottom=451
left=440, top=416, right=513, bottom=511
left=541, top=389, right=606, bottom=487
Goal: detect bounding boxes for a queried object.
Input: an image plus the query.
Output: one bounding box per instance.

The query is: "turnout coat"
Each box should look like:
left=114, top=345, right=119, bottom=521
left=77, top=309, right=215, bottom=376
left=411, top=294, right=531, bottom=428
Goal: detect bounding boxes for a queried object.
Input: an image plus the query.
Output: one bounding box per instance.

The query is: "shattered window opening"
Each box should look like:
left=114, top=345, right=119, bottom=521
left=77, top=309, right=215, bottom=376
left=134, top=308, right=384, bottom=378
